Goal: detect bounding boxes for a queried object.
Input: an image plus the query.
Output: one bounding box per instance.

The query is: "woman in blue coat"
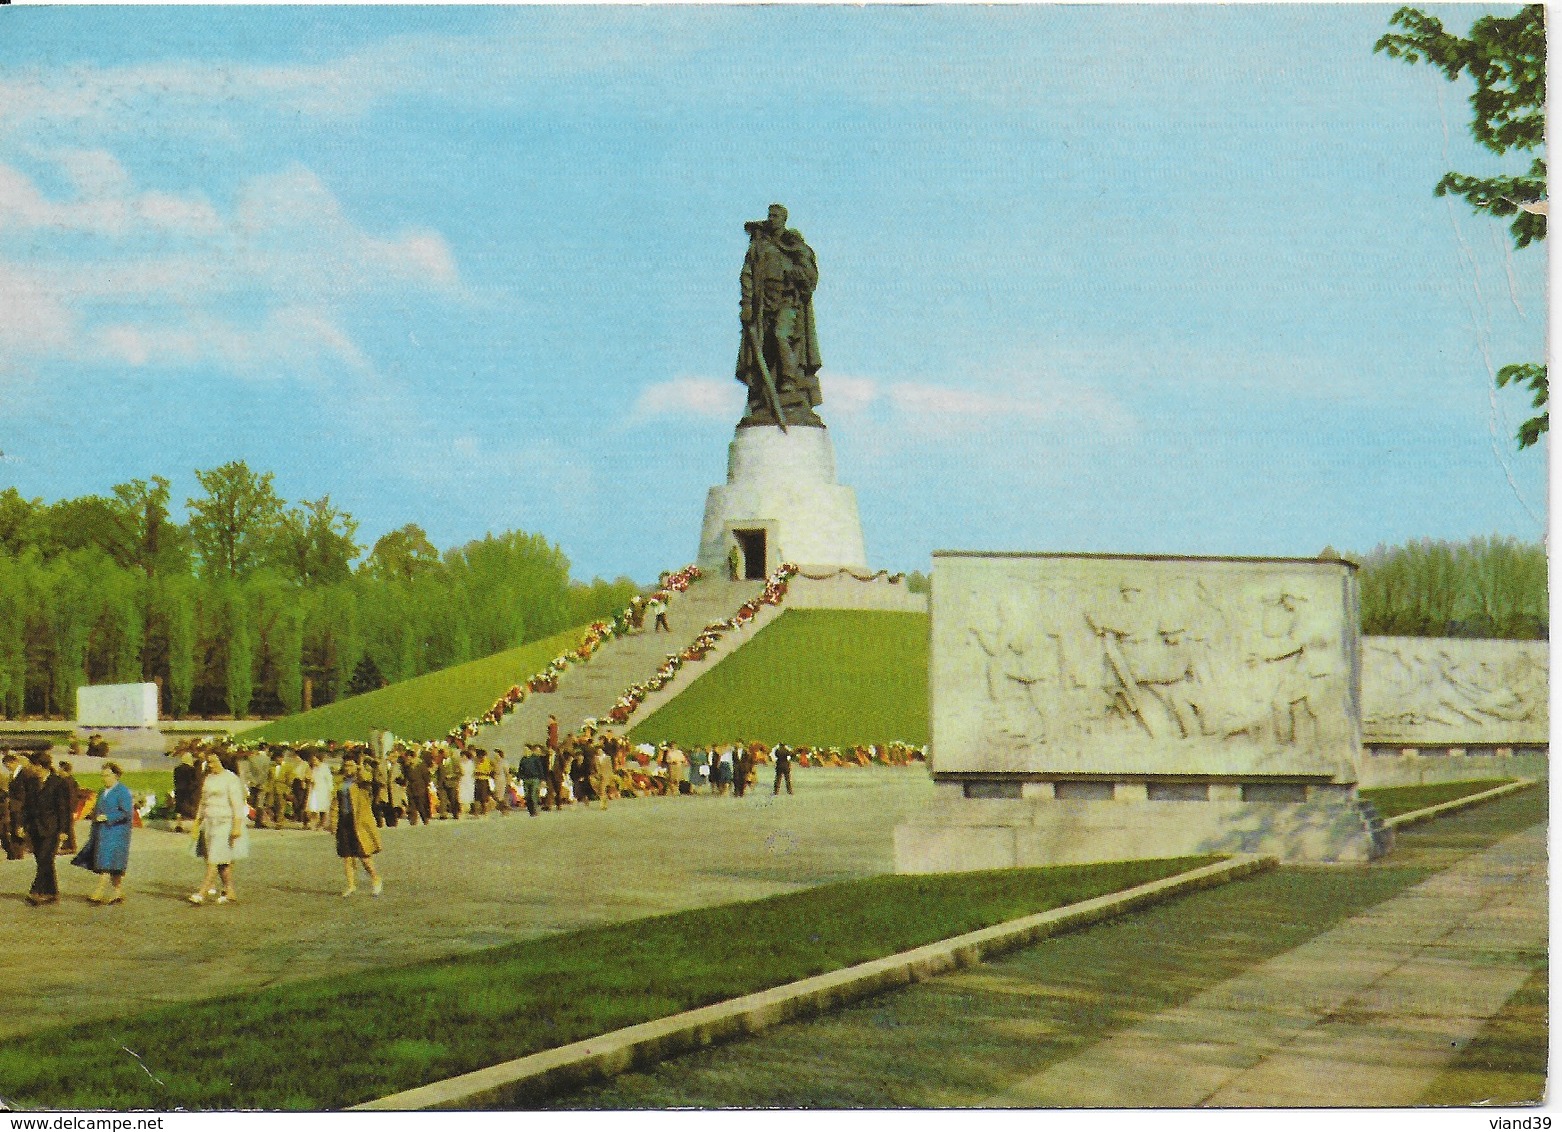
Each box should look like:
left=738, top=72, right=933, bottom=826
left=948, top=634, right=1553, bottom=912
left=72, top=761, right=134, bottom=905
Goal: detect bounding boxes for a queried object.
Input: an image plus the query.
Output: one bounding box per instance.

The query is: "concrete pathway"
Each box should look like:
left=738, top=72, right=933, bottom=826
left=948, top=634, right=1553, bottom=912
left=992, top=823, right=1547, bottom=1108
left=0, top=766, right=934, bottom=1042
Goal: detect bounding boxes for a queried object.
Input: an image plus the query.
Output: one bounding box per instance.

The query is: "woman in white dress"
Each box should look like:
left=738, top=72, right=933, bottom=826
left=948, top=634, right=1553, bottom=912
left=457, top=752, right=476, bottom=817
left=305, top=753, right=333, bottom=830
left=189, top=750, right=250, bottom=905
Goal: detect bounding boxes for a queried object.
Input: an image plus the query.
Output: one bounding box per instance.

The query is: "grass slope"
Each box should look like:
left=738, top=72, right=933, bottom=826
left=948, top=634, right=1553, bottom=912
left=249, top=624, right=591, bottom=745
left=630, top=609, right=929, bottom=747
left=0, top=856, right=1210, bottom=1110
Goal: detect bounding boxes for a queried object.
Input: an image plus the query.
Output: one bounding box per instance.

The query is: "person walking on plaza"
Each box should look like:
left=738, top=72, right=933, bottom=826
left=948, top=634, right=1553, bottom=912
left=647, top=595, right=670, bottom=633
left=733, top=742, right=751, bottom=798
left=0, top=752, right=18, bottom=860
left=189, top=751, right=248, bottom=905
left=72, top=761, right=134, bottom=904
left=664, top=743, right=689, bottom=796
left=172, top=750, right=202, bottom=835
left=712, top=747, right=734, bottom=796
left=55, top=759, right=81, bottom=852
left=305, top=752, right=333, bottom=831
left=772, top=742, right=795, bottom=796
left=18, top=752, right=72, bottom=905
left=518, top=746, right=546, bottom=816
left=458, top=749, right=477, bottom=816
left=436, top=749, right=462, bottom=819
left=547, top=714, right=559, bottom=752
left=473, top=749, right=493, bottom=815
left=403, top=750, right=432, bottom=825
left=590, top=745, right=614, bottom=810
left=328, top=756, right=383, bottom=897
left=492, top=749, right=513, bottom=814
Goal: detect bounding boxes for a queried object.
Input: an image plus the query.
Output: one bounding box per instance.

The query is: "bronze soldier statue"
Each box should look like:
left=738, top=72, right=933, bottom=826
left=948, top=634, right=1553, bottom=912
left=736, top=204, right=824, bottom=429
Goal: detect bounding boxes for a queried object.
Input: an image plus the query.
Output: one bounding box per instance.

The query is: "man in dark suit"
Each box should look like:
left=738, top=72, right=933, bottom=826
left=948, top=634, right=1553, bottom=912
left=772, top=743, right=795, bottom=796
left=402, top=751, right=432, bottom=826
left=18, top=752, right=73, bottom=904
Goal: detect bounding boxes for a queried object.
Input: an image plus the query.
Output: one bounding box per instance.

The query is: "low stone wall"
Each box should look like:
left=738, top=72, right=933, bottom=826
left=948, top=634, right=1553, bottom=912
left=895, top=782, right=1388, bottom=872
left=1359, top=747, right=1548, bottom=787
left=784, top=573, right=928, bottom=612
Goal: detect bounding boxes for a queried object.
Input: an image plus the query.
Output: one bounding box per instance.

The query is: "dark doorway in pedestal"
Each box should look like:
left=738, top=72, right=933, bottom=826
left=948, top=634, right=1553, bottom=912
left=733, top=529, right=767, bottom=580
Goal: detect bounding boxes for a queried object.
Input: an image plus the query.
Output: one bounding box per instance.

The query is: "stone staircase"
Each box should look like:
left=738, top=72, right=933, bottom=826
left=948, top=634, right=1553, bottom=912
left=475, top=577, right=765, bottom=752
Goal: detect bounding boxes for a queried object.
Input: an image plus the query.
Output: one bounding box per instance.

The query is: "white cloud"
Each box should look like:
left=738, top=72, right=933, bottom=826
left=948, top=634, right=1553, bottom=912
left=820, top=373, right=879, bottom=414
left=633, top=376, right=743, bottom=420
left=0, top=156, right=461, bottom=378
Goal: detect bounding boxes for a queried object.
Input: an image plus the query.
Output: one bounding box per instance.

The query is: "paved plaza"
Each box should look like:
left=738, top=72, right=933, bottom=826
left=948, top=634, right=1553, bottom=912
left=0, top=768, right=935, bottom=1041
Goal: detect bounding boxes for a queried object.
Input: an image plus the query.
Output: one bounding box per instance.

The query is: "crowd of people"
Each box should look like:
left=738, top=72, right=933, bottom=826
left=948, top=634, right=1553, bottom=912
left=0, top=728, right=925, bottom=908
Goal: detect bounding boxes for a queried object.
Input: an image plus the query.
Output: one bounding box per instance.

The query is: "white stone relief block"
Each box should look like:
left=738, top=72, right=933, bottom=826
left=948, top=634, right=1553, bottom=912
left=1360, top=636, right=1548, bottom=746
left=930, top=553, right=1362, bottom=781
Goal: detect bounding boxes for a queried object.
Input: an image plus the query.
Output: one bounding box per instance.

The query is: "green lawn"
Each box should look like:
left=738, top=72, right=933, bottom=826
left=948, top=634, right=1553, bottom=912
left=247, top=625, right=593, bottom=744
left=0, top=856, right=1211, bottom=1110
left=630, top=609, right=929, bottom=747
left=52, top=771, right=174, bottom=804
left=1359, top=779, right=1514, bottom=818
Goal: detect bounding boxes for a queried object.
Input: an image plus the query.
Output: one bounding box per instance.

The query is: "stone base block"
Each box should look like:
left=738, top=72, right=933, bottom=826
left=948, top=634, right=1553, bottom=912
left=895, top=793, right=1390, bottom=873
left=696, top=425, right=867, bottom=573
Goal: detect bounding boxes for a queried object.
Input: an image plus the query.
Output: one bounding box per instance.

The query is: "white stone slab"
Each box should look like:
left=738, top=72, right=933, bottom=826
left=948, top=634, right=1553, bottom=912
left=697, top=425, right=868, bottom=572
left=76, top=682, right=159, bottom=727
left=930, top=553, right=1362, bottom=781
left=1360, top=636, right=1547, bottom=747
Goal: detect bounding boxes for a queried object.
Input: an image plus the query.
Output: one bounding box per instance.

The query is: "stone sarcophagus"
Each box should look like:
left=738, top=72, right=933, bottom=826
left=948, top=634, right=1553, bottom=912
left=895, top=552, right=1388, bottom=872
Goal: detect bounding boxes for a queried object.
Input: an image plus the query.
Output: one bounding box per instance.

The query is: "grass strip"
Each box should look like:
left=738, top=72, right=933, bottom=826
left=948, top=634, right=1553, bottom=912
left=555, top=787, right=1549, bottom=1110
left=1420, top=960, right=1549, bottom=1107
left=248, top=623, right=595, bottom=744
left=630, top=609, right=929, bottom=747
left=0, top=856, right=1212, bottom=1111
left=1359, top=779, right=1514, bottom=818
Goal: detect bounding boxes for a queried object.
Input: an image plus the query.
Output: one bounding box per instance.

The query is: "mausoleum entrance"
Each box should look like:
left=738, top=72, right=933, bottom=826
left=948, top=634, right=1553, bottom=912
left=733, top=528, right=768, bottom=580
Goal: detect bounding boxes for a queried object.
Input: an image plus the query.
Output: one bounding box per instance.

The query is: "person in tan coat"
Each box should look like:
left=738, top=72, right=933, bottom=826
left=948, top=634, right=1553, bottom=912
left=328, top=756, right=383, bottom=897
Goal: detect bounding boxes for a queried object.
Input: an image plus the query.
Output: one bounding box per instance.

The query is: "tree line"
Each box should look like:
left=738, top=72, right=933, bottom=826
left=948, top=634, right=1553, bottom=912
left=0, top=462, right=638, bottom=719
left=1355, top=536, right=1547, bottom=640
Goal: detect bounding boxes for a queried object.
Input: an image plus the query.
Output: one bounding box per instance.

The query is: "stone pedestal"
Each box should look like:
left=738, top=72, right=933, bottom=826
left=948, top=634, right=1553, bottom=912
left=895, top=787, right=1391, bottom=872
left=697, top=425, right=867, bottom=574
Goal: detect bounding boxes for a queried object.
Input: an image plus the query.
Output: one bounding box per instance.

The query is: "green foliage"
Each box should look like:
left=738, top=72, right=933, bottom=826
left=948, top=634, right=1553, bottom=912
left=1376, top=5, right=1547, bottom=448
left=905, top=569, right=930, bottom=594
left=270, top=495, right=362, bottom=587
left=1495, top=361, right=1548, bottom=448
left=363, top=523, right=440, bottom=582
left=0, top=467, right=629, bottom=720
left=1355, top=536, right=1547, bottom=638
left=186, top=461, right=286, bottom=580
left=0, top=856, right=1209, bottom=1110
left=630, top=609, right=929, bottom=747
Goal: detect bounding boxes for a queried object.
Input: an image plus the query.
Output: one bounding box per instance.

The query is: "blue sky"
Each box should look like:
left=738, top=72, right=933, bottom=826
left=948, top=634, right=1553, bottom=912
left=0, top=5, right=1547, bottom=583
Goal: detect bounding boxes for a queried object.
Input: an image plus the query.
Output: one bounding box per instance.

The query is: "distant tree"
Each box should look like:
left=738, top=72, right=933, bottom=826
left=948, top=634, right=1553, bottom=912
left=270, top=496, right=362, bottom=587
left=346, top=654, right=387, bottom=697
left=1376, top=5, right=1547, bottom=448
left=1356, top=535, right=1547, bottom=639
left=186, top=462, right=286, bottom=579
left=105, top=476, right=188, bottom=578
left=363, top=523, right=440, bottom=582
left=0, top=488, right=39, bottom=556
left=905, top=570, right=930, bottom=595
